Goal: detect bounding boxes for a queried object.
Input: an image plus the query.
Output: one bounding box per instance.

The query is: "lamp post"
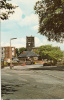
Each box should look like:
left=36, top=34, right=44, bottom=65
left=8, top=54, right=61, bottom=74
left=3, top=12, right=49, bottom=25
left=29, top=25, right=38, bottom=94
left=10, top=38, right=17, bottom=69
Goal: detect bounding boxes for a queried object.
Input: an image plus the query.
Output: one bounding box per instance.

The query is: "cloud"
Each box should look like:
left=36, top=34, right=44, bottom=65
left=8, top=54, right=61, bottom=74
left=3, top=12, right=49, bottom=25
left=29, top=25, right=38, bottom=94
left=35, top=37, right=64, bottom=51
left=6, top=0, right=40, bottom=21
left=42, top=38, right=64, bottom=50
left=12, top=37, right=43, bottom=48
left=1, top=42, right=4, bottom=46
left=1, top=42, right=10, bottom=47
left=1, top=38, right=26, bottom=48
left=1, top=37, right=42, bottom=48
left=11, top=38, right=26, bottom=48
left=35, top=37, right=43, bottom=46
left=35, top=37, right=40, bottom=44
left=5, top=43, right=10, bottom=46
left=1, top=0, right=39, bottom=26
left=12, top=44, right=26, bottom=48
left=9, top=7, right=23, bottom=21
left=19, top=14, right=38, bottom=26
left=21, top=38, right=26, bottom=43
left=32, top=25, right=39, bottom=30
left=19, top=0, right=41, bottom=5
left=1, top=8, right=9, bottom=14
left=14, top=38, right=26, bottom=43
left=1, top=7, right=23, bottom=22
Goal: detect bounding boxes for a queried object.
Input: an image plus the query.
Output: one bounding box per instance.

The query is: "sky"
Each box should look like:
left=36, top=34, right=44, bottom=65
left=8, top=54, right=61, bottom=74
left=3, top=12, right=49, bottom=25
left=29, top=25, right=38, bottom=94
left=1, top=0, right=64, bottom=51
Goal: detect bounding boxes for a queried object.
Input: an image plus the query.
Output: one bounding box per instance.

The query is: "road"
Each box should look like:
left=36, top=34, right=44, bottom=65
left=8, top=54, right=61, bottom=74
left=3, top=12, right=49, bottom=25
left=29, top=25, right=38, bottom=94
left=1, top=64, right=64, bottom=99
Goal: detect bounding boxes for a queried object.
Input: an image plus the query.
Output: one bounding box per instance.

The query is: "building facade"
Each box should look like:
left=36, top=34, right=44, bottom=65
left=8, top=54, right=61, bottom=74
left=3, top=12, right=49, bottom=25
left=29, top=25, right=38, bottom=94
left=1, top=46, right=15, bottom=60
left=26, top=36, right=35, bottom=51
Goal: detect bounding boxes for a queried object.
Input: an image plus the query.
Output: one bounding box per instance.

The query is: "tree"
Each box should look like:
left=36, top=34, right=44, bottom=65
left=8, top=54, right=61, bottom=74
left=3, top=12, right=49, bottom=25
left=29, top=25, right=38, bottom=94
left=35, top=45, right=63, bottom=63
left=15, top=47, right=26, bottom=57
left=34, top=49, right=39, bottom=54
left=15, top=48, right=19, bottom=57
left=19, top=47, right=27, bottom=54
left=0, top=0, right=17, bottom=20
left=34, top=0, right=64, bottom=42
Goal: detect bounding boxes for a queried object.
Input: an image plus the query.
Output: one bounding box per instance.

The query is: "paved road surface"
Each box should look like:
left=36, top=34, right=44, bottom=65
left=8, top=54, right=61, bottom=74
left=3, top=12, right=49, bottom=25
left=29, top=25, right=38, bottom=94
left=1, top=64, right=64, bottom=99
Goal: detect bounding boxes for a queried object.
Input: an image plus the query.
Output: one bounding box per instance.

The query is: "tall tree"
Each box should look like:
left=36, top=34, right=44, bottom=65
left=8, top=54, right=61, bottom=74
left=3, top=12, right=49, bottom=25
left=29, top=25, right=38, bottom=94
left=0, top=0, right=17, bottom=20
left=35, top=45, right=63, bottom=62
left=34, top=0, right=64, bottom=42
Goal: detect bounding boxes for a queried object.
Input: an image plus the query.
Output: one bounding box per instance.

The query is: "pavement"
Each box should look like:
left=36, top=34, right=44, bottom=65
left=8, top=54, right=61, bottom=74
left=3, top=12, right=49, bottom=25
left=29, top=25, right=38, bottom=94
left=1, top=64, right=64, bottom=99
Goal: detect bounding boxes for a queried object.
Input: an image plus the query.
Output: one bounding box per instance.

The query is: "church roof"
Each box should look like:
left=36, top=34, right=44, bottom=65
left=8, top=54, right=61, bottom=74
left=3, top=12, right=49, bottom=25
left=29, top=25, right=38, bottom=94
left=18, top=51, right=39, bottom=58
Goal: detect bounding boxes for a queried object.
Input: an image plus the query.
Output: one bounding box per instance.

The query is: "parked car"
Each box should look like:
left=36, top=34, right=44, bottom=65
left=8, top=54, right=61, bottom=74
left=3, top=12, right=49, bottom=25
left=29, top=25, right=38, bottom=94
left=12, top=58, right=20, bottom=62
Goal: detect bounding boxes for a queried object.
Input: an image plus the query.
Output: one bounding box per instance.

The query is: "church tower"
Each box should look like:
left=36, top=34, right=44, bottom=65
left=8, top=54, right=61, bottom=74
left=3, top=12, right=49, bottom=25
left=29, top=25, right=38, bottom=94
left=26, top=36, right=35, bottom=51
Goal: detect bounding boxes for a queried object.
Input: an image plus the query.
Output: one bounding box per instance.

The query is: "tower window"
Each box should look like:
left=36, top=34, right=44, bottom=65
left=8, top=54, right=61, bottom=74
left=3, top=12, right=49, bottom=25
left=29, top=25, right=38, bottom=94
left=28, top=44, right=30, bottom=46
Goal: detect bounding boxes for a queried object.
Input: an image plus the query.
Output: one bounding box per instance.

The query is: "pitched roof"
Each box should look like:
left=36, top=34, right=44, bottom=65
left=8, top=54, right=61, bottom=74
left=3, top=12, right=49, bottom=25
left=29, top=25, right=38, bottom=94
left=18, top=51, right=39, bottom=58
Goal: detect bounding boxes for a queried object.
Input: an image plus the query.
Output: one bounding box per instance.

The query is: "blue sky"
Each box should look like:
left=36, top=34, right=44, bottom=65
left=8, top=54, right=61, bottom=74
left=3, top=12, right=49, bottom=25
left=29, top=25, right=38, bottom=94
left=1, top=0, right=64, bottom=51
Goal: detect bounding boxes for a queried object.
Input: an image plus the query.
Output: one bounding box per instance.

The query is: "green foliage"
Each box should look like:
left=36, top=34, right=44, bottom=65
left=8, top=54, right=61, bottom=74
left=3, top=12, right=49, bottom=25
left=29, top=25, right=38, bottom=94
left=15, top=47, right=26, bottom=57
left=0, top=0, right=17, bottom=20
left=6, top=3, right=13, bottom=9
left=2, top=13, right=6, bottom=16
left=2, top=13, right=8, bottom=19
left=35, top=49, right=39, bottom=54
left=55, top=8, right=62, bottom=13
left=36, top=45, right=63, bottom=62
left=15, top=48, right=19, bottom=57
left=34, top=0, right=64, bottom=42
left=19, top=47, right=26, bottom=54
